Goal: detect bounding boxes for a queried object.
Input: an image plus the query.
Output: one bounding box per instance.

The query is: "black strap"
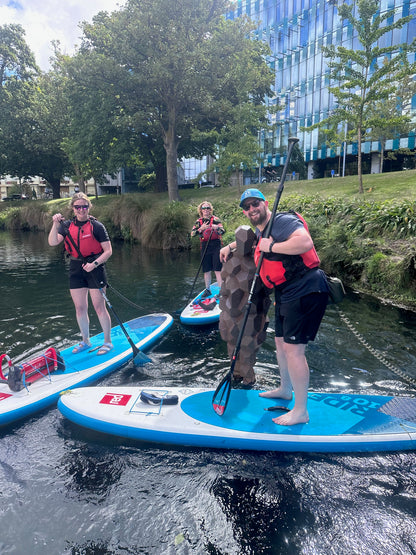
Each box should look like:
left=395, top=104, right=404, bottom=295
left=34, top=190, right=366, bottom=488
left=63, top=220, right=86, bottom=262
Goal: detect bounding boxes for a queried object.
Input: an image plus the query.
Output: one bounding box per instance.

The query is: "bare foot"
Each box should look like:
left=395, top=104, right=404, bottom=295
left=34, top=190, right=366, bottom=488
left=259, top=388, right=292, bottom=400
left=272, top=409, right=309, bottom=426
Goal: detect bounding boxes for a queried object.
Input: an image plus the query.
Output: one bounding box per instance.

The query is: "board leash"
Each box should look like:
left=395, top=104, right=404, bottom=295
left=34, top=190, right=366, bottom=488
left=106, top=283, right=144, bottom=311
left=335, top=305, right=416, bottom=388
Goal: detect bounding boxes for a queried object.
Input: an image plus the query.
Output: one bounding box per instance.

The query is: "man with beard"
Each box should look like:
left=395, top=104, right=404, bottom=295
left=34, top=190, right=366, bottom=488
left=219, top=189, right=329, bottom=426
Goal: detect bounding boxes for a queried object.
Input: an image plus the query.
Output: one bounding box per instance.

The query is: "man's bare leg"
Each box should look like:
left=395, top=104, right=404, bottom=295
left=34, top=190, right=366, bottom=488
left=259, top=336, right=293, bottom=400
left=273, top=342, right=309, bottom=426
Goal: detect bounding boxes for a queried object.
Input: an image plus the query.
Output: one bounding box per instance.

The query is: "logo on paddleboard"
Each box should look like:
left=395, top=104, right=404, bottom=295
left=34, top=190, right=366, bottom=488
left=99, top=393, right=132, bottom=406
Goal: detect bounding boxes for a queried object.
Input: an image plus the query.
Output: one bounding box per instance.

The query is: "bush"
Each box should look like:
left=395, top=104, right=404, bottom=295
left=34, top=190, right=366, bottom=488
left=141, top=201, right=192, bottom=249
left=138, top=173, right=156, bottom=192
left=93, top=194, right=152, bottom=242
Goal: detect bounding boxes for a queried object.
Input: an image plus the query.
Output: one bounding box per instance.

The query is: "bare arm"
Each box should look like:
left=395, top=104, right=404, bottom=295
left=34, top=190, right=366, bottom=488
left=219, top=241, right=236, bottom=263
left=48, top=213, right=64, bottom=246
left=83, top=241, right=112, bottom=273
left=258, top=228, right=313, bottom=255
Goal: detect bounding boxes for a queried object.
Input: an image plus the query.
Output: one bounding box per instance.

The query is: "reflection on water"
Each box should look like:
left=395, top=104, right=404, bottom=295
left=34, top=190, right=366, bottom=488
left=0, top=230, right=415, bottom=554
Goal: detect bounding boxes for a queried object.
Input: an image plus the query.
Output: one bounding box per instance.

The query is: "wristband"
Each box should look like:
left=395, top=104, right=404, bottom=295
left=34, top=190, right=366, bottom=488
left=94, top=260, right=99, bottom=267
left=269, top=240, right=276, bottom=253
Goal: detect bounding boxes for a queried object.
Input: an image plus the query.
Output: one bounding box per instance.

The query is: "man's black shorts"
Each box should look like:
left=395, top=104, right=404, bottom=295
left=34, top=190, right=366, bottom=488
left=275, top=292, right=328, bottom=344
left=69, top=260, right=108, bottom=290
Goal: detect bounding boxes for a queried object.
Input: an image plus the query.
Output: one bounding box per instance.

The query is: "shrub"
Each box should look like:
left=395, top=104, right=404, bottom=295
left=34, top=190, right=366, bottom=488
left=141, top=201, right=192, bottom=249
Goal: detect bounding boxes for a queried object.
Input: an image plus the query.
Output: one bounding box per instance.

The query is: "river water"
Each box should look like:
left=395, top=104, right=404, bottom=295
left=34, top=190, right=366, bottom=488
left=0, top=230, right=415, bottom=555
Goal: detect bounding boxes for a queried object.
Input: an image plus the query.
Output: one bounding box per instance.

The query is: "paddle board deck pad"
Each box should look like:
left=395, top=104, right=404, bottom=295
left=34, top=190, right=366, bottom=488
left=57, top=387, right=416, bottom=453
left=180, top=283, right=221, bottom=325
left=0, top=314, right=173, bottom=427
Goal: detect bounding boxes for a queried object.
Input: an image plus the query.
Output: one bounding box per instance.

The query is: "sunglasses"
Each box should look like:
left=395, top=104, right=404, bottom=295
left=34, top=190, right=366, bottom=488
left=73, top=205, right=89, bottom=210
left=242, top=199, right=261, bottom=211
left=201, top=206, right=212, bottom=210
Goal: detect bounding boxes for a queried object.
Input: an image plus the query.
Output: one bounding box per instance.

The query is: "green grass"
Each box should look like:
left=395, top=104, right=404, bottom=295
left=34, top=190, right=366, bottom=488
left=178, top=169, right=416, bottom=206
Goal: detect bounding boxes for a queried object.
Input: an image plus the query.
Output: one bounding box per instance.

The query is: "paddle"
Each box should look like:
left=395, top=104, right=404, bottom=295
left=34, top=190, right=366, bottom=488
left=97, top=283, right=152, bottom=366
left=212, top=137, right=299, bottom=416
left=177, top=226, right=214, bottom=313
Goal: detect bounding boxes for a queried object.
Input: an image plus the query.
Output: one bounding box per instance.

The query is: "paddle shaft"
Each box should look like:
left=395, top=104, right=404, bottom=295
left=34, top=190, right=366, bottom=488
left=213, top=137, right=299, bottom=414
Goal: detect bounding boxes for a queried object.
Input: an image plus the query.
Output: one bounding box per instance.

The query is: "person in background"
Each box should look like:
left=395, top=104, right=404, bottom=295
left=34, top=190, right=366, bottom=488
left=220, top=188, right=329, bottom=426
left=191, top=201, right=225, bottom=297
left=48, top=192, right=113, bottom=355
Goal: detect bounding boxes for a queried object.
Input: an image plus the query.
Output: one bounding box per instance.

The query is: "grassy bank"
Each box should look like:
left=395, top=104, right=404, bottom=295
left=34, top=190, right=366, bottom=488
left=1, top=169, right=415, bottom=309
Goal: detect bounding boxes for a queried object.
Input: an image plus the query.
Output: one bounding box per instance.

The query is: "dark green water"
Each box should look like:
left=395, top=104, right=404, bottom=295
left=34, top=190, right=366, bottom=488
left=0, top=230, right=415, bottom=554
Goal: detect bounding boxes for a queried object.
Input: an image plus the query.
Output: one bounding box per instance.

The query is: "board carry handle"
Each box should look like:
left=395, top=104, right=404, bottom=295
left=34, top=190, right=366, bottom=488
left=140, top=391, right=179, bottom=406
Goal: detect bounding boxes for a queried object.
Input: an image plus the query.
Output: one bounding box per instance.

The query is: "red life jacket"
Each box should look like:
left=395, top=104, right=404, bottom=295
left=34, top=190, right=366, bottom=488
left=254, top=212, right=320, bottom=289
left=64, top=219, right=103, bottom=259
left=199, top=216, right=222, bottom=242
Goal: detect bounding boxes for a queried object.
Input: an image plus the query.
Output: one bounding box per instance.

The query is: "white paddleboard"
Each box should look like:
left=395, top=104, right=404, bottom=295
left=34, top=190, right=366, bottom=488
left=58, top=386, right=416, bottom=453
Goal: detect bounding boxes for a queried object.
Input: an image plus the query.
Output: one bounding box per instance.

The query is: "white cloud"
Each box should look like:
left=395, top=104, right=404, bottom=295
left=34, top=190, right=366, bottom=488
left=0, top=0, right=125, bottom=71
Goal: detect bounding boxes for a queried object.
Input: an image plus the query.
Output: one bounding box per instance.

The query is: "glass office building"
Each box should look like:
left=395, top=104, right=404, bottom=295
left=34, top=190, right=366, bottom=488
left=226, top=0, right=416, bottom=177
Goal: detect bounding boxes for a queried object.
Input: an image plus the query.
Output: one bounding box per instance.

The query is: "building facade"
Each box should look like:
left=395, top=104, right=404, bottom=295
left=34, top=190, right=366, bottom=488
left=226, top=0, right=416, bottom=177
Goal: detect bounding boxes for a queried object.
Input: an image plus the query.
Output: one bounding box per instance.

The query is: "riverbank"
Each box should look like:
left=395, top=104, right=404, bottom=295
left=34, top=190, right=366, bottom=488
left=1, top=170, right=415, bottom=309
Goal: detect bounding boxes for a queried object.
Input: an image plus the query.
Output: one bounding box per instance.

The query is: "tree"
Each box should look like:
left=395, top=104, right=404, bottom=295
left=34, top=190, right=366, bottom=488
left=0, top=24, right=39, bottom=181
left=288, top=143, right=307, bottom=180
left=22, top=69, right=73, bottom=198
left=304, top=0, right=416, bottom=193
left=368, top=71, right=416, bottom=173
left=0, top=24, right=38, bottom=86
left=58, top=49, right=131, bottom=192
left=212, top=102, right=277, bottom=187
left=81, top=0, right=274, bottom=201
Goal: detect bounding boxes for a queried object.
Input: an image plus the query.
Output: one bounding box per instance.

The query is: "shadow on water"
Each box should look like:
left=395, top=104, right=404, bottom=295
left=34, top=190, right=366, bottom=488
left=0, top=231, right=416, bottom=554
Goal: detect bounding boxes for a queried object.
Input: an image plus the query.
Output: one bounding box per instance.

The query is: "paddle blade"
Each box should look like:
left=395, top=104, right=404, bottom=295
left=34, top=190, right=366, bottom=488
left=212, top=372, right=232, bottom=416
left=132, top=350, right=152, bottom=366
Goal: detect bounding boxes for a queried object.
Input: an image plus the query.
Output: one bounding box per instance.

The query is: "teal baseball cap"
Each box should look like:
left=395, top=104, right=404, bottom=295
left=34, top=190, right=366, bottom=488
left=239, top=188, right=266, bottom=208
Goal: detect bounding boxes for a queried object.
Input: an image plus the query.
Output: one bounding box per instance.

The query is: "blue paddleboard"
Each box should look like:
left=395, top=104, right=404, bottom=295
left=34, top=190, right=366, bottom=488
left=180, top=283, right=221, bottom=325
left=0, top=314, right=173, bottom=428
left=58, top=386, right=416, bottom=453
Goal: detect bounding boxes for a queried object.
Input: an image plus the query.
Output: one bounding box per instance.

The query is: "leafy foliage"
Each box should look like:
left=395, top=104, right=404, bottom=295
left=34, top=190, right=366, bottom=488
left=80, top=0, right=274, bottom=201
left=304, top=0, right=416, bottom=193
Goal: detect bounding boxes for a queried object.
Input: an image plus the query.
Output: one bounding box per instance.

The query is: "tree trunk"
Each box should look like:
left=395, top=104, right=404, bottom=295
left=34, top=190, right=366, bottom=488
left=379, top=141, right=385, bottom=173
left=74, top=164, right=85, bottom=193
left=357, top=127, right=364, bottom=194
left=163, top=107, right=179, bottom=202
left=50, top=177, right=61, bottom=199
left=154, top=164, right=168, bottom=193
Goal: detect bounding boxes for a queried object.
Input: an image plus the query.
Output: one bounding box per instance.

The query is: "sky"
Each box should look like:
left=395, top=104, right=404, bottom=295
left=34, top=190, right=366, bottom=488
left=1, top=0, right=125, bottom=71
